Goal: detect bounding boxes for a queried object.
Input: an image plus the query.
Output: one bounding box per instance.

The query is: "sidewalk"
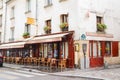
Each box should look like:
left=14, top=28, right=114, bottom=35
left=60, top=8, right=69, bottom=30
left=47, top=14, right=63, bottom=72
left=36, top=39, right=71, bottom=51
left=3, top=63, right=120, bottom=80
left=52, top=64, right=120, bottom=80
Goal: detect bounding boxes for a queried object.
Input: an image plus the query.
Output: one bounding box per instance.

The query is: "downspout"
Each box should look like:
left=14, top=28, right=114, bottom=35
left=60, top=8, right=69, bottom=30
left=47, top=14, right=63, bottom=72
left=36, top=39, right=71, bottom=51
left=3, top=1, right=7, bottom=43
left=35, top=0, right=38, bottom=35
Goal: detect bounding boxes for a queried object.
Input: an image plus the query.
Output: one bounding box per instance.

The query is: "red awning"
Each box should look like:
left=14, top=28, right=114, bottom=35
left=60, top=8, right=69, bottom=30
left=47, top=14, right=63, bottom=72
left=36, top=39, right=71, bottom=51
left=0, top=42, right=25, bottom=49
left=26, top=33, right=69, bottom=44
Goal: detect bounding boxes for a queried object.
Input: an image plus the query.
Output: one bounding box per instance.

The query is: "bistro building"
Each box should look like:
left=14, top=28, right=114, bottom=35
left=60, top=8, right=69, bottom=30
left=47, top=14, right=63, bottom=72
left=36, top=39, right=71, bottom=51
left=0, top=0, right=120, bottom=70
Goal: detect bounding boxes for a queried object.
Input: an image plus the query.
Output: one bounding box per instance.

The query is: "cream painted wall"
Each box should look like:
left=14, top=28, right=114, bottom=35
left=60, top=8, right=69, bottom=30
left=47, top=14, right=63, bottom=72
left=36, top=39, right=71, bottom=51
left=74, top=40, right=90, bottom=69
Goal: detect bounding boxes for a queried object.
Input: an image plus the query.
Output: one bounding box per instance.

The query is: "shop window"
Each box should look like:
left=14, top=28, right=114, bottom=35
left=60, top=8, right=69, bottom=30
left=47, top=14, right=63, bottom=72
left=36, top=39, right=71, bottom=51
left=93, top=42, right=97, bottom=57
left=98, top=42, right=102, bottom=57
left=89, top=42, right=92, bottom=57
left=53, top=43, right=58, bottom=58
left=89, top=41, right=102, bottom=57
left=105, top=41, right=111, bottom=56
left=47, top=43, right=53, bottom=58
left=39, top=44, right=44, bottom=57
left=43, top=44, right=48, bottom=58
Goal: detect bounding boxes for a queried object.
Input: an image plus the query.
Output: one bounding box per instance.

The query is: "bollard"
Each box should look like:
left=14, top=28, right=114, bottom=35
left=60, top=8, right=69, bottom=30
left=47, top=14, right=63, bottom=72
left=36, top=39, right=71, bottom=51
left=104, top=61, right=108, bottom=69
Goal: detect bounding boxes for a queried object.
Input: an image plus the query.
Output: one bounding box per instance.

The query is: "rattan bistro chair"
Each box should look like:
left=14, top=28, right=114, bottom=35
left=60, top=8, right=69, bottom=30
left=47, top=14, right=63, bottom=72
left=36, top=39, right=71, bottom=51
left=58, top=59, right=66, bottom=71
left=50, top=58, right=57, bottom=72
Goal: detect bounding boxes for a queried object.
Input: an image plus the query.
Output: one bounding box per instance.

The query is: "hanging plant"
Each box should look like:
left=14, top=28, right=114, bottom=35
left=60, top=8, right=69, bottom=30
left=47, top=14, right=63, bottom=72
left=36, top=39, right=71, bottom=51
left=60, top=22, right=68, bottom=31
left=44, top=26, right=51, bottom=34
left=97, top=23, right=107, bottom=32
left=23, top=32, right=30, bottom=38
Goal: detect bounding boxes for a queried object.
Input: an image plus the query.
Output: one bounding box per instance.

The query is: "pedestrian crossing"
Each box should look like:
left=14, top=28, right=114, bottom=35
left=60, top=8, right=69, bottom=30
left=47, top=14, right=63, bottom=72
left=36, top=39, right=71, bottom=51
left=0, top=69, right=47, bottom=80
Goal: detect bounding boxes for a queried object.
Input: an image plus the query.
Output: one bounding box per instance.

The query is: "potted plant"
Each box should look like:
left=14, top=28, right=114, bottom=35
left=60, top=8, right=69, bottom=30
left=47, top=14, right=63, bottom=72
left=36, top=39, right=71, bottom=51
left=44, top=26, right=51, bottom=34
left=60, top=22, right=68, bottom=31
left=97, top=23, right=107, bottom=32
left=23, top=32, right=30, bottom=38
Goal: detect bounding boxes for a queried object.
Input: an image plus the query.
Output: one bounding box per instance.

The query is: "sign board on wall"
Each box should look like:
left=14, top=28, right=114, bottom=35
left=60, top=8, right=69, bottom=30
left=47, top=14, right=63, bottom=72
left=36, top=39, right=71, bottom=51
left=27, top=17, right=35, bottom=25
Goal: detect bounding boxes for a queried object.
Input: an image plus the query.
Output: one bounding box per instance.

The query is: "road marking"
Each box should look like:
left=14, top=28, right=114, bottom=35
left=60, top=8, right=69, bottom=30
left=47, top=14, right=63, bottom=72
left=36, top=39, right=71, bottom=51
left=0, top=73, right=18, bottom=80
left=16, top=70, right=47, bottom=76
left=4, top=71, right=34, bottom=77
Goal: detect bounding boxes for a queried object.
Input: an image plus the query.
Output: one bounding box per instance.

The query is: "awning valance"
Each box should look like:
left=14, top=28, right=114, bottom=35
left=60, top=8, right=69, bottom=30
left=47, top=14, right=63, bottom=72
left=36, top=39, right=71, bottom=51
left=26, top=33, right=69, bottom=44
left=0, top=42, right=25, bottom=49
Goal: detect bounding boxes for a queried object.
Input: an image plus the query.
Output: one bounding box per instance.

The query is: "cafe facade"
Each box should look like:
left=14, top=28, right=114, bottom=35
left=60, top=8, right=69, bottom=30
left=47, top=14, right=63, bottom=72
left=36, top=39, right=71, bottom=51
left=0, top=31, right=74, bottom=68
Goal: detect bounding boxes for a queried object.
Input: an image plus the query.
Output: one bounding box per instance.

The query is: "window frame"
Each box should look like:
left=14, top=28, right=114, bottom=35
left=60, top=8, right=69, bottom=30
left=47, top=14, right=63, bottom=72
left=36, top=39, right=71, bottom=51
left=26, top=0, right=31, bottom=12
left=11, top=6, right=15, bottom=19
left=60, top=14, right=68, bottom=23
left=25, top=24, right=31, bottom=34
left=44, top=0, right=53, bottom=8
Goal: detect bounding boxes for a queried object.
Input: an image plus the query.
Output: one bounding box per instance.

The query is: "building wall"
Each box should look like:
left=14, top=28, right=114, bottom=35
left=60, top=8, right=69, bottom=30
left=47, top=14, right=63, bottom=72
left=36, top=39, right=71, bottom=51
left=0, top=0, right=120, bottom=68
left=76, top=0, right=120, bottom=41
left=2, top=0, right=36, bottom=42
left=37, top=0, right=78, bottom=35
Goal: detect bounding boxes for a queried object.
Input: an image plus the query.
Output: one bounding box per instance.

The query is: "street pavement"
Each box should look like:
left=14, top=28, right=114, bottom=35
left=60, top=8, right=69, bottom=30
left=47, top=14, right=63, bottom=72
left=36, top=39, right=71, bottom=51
left=2, top=63, right=120, bottom=80
left=0, top=67, right=99, bottom=80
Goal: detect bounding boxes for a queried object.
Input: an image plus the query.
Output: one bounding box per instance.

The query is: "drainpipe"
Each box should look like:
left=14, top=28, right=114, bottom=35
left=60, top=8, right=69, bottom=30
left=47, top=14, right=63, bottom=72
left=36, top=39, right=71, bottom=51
left=3, top=1, right=7, bottom=43
left=35, top=0, right=38, bottom=35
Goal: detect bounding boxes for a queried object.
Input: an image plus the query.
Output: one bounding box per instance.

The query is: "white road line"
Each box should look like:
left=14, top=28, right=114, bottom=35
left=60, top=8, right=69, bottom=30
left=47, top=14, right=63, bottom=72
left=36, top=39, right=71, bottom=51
left=4, top=71, right=34, bottom=77
left=0, top=73, right=18, bottom=80
left=16, top=70, right=47, bottom=76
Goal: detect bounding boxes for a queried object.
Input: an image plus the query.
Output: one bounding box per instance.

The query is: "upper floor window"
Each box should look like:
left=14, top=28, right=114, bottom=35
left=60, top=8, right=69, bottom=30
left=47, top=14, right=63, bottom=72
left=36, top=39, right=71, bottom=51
left=96, top=16, right=107, bottom=32
left=0, top=0, right=3, bottom=9
left=59, top=0, right=67, bottom=2
left=44, top=0, right=52, bottom=8
left=97, top=16, right=102, bottom=24
left=0, top=32, right=1, bottom=43
left=9, top=27, right=14, bottom=41
left=26, top=0, right=31, bottom=12
left=0, top=15, right=2, bottom=27
left=25, top=24, right=31, bottom=34
left=44, top=20, right=51, bottom=34
left=60, top=14, right=68, bottom=23
left=11, top=6, right=15, bottom=18
left=60, top=14, right=68, bottom=31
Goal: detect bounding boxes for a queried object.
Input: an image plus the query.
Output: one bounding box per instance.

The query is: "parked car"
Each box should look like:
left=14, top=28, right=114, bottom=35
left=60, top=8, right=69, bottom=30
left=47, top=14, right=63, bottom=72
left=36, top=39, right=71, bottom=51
left=0, top=53, right=3, bottom=67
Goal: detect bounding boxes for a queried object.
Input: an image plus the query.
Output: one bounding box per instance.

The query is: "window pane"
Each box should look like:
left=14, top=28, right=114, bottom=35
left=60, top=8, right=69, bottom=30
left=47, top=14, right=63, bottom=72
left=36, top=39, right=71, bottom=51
left=44, top=44, right=47, bottom=58
left=65, top=42, right=68, bottom=58
left=98, top=41, right=102, bottom=57
left=11, top=6, right=15, bottom=18
left=26, top=0, right=31, bottom=11
left=39, top=44, right=43, bottom=57
left=89, top=42, right=92, bottom=57
left=105, top=42, right=111, bottom=55
left=93, top=42, right=97, bottom=57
